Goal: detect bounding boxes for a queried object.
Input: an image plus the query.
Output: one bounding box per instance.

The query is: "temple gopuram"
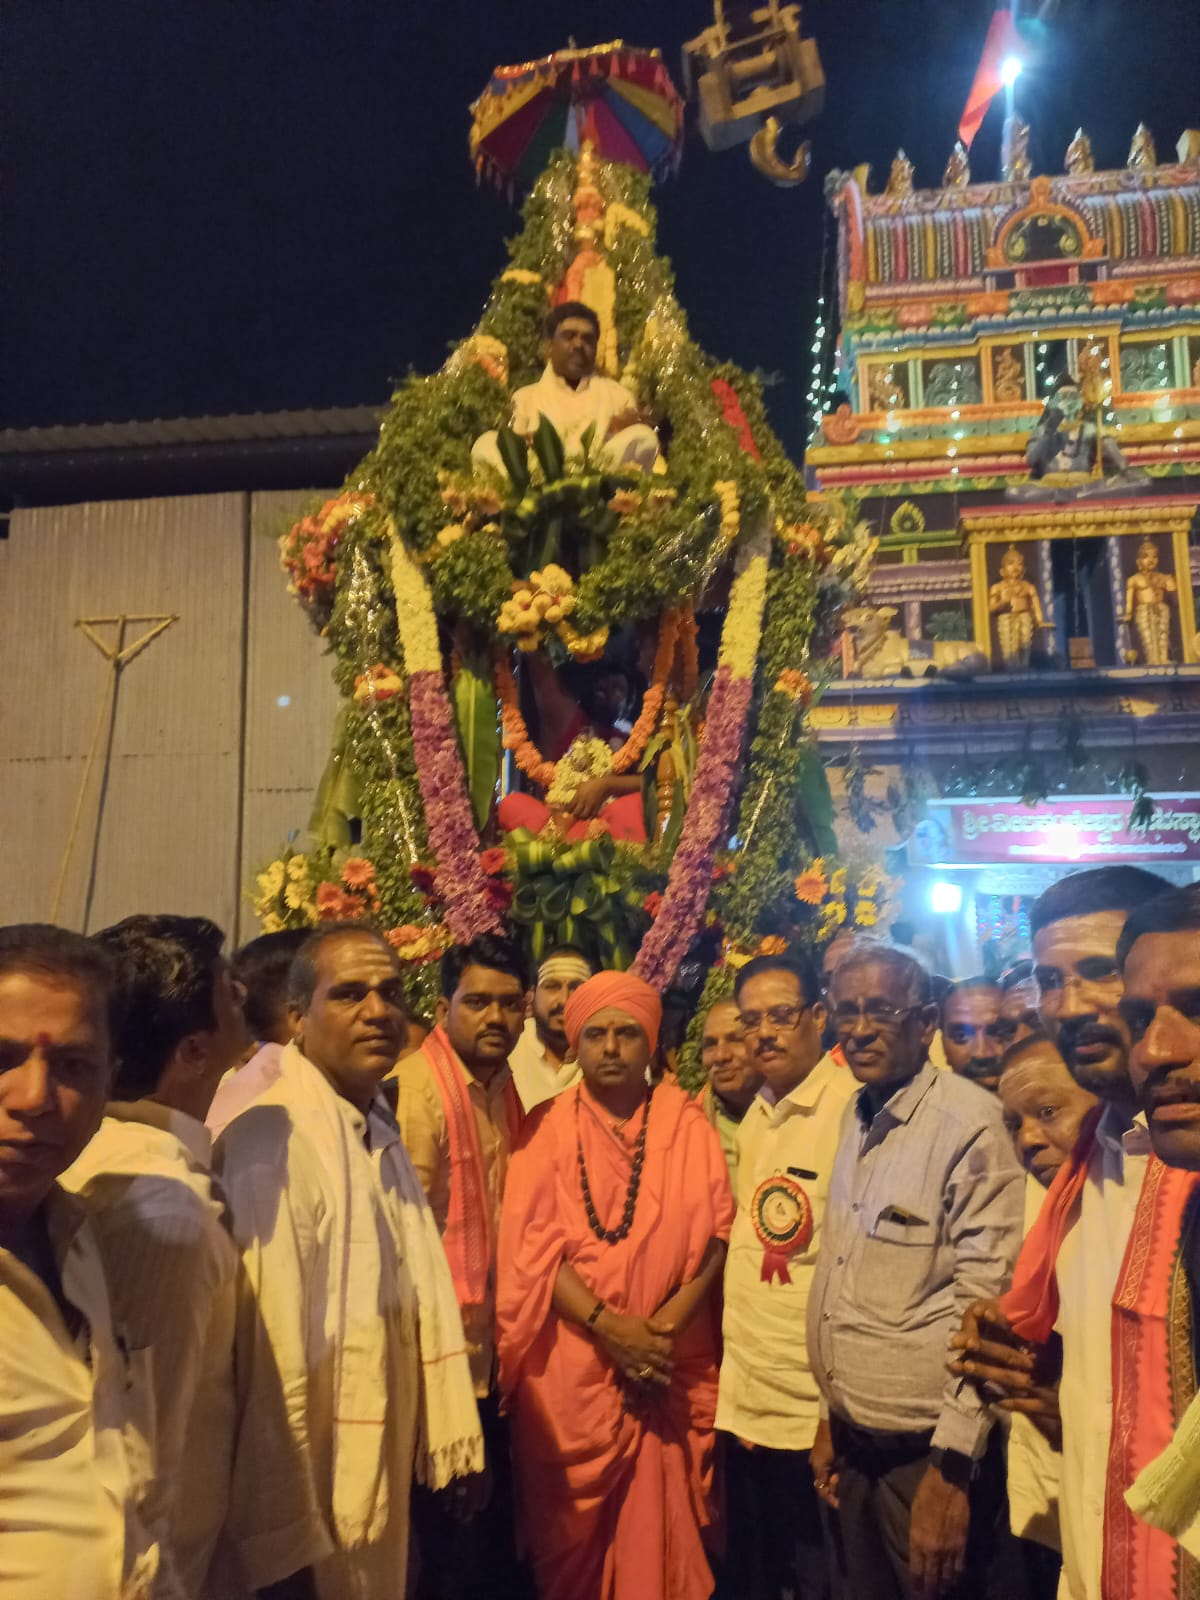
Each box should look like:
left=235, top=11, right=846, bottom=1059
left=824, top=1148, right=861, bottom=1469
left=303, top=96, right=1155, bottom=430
left=808, top=121, right=1200, bottom=971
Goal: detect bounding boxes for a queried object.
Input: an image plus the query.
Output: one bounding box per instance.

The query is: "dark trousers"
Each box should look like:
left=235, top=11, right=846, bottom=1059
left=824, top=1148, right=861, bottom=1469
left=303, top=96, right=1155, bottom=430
left=827, top=1418, right=1009, bottom=1600
left=412, top=1391, right=534, bottom=1600
left=716, top=1436, right=832, bottom=1600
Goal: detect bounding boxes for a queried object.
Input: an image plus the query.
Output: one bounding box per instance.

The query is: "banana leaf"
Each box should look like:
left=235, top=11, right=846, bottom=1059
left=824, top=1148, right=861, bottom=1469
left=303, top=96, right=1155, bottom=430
left=796, top=745, right=838, bottom=859
left=531, top=415, right=566, bottom=483
left=307, top=703, right=359, bottom=851
left=496, top=426, right=529, bottom=493
left=452, top=663, right=501, bottom=832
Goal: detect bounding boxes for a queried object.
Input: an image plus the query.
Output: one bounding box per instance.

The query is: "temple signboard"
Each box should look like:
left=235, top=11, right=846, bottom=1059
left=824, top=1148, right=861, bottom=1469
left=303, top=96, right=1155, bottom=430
left=912, top=795, right=1200, bottom=865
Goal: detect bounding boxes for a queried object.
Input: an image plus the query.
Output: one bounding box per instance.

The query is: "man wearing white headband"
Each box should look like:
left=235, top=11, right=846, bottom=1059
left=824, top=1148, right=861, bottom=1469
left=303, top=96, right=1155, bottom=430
left=509, top=946, right=595, bottom=1113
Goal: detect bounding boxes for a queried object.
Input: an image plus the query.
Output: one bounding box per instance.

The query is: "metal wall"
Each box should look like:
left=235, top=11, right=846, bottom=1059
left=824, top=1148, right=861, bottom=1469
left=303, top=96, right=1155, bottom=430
left=0, top=490, right=340, bottom=943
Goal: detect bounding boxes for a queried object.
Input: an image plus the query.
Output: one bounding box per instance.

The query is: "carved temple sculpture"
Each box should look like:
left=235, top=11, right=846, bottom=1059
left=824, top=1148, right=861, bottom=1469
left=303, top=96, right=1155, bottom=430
left=1121, top=539, right=1178, bottom=666
left=988, top=546, right=1050, bottom=670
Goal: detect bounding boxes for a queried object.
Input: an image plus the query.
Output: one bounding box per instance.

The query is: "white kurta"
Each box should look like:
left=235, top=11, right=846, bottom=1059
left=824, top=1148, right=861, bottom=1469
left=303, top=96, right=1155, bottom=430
left=63, top=1101, right=238, bottom=1599
left=0, top=1186, right=158, bottom=1599
left=1054, top=1108, right=1150, bottom=1600
left=508, top=1018, right=580, bottom=1114
left=216, top=1050, right=477, bottom=1600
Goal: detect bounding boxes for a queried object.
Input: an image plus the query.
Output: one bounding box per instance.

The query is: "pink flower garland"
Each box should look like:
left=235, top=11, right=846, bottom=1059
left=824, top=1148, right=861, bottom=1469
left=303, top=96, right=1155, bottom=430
left=407, top=670, right=504, bottom=943
left=632, top=665, right=753, bottom=989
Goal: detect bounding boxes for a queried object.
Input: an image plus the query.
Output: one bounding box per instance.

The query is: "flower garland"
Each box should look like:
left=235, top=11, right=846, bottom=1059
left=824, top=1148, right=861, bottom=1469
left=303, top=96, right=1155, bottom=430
left=495, top=608, right=682, bottom=792
left=388, top=527, right=503, bottom=943
left=632, top=520, right=772, bottom=990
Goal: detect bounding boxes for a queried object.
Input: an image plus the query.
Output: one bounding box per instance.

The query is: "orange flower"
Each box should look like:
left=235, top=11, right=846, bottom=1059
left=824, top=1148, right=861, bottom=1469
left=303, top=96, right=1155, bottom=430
left=316, top=882, right=362, bottom=921
left=756, top=935, right=789, bottom=956
left=341, top=857, right=376, bottom=891
left=774, top=669, right=813, bottom=707
left=794, top=864, right=829, bottom=906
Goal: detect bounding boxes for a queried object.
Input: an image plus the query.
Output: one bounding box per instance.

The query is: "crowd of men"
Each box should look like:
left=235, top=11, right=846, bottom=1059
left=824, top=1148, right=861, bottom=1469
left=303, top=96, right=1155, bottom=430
left=5, top=861, right=1200, bottom=1600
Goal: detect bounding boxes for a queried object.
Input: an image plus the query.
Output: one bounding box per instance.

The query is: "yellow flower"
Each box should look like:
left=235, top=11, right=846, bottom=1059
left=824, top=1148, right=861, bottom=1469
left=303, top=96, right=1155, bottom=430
left=387, top=524, right=442, bottom=675
left=284, top=882, right=309, bottom=911
left=286, top=854, right=309, bottom=881
left=794, top=865, right=829, bottom=906
left=830, top=868, right=847, bottom=897
left=436, top=523, right=466, bottom=548
left=855, top=904, right=879, bottom=928
left=717, top=551, right=769, bottom=682
left=501, top=268, right=543, bottom=286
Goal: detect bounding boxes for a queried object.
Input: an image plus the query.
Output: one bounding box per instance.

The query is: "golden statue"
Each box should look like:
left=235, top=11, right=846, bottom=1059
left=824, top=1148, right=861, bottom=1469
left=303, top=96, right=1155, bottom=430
left=1065, top=128, right=1095, bottom=175
left=1191, top=352, right=1200, bottom=389
left=943, top=141, right=970, bottom=189
left=868, top=363, right=905, bottom=411
left=1128, top=123, right=1158, bottom=170
left=993, top=346, right=1024, bottom=402
left=1121, top=539, right=1176, bottom=666
left=886, top=150, right=914, bottom=199
left=989, top=546, right=1049, bottom=670
left=1002, top=115, right=1031, bottom=182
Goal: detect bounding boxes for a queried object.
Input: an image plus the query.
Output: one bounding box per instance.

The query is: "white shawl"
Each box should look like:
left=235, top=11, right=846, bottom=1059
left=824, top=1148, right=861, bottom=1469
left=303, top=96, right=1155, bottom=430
left=273, top=1046, right=482, bottom=1546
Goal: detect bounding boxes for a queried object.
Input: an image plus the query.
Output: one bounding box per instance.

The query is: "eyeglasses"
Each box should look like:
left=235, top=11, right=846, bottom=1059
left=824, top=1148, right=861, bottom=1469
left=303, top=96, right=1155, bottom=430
left=831, top=1001, right=924, bottom=1033
left=739, top=1005, right=806, bottom=1034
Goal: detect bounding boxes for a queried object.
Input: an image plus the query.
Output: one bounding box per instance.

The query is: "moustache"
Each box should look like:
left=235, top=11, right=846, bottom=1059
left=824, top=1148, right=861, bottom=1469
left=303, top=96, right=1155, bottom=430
left=960, top=1059, right=1000, bottom=1082
left=1059, top=1017, right=1123, bottom=1048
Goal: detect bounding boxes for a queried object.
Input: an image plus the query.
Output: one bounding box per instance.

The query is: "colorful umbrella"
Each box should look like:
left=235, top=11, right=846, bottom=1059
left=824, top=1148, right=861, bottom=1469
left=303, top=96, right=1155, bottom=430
left=470, top=40, right=685, bottom=192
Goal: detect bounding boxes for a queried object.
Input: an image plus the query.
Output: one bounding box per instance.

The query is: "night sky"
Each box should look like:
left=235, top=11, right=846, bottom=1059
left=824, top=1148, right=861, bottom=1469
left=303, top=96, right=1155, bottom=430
left=6, top=0, right=1199, bottom=456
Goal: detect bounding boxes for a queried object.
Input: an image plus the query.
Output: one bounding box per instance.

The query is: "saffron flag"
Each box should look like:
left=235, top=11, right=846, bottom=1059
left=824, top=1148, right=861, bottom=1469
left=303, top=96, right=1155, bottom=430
left=958, top=9, right=1021, bottom=149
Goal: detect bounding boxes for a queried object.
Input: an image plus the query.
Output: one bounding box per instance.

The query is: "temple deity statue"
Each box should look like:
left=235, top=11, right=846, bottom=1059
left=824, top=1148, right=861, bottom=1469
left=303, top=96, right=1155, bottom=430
left=1121, top=539, right=1177, bottom=665
left=1065, top=128, right=1095, bottom=174
left=868, top=363, right=905, bottom=411
left=993, top=346, right=1024, bottom=401
left=989, top=546, right=1049, bottom=669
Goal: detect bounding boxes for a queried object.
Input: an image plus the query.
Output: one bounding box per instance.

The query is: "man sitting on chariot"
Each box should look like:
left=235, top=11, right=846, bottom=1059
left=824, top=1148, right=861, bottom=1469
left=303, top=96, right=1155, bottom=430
left=473, top=301, right=660, bottom=478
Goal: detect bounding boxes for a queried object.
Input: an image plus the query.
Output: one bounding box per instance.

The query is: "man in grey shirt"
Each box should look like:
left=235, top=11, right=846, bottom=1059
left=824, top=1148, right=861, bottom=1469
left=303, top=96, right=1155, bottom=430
left=808, top=938, right=1024, bottom=1600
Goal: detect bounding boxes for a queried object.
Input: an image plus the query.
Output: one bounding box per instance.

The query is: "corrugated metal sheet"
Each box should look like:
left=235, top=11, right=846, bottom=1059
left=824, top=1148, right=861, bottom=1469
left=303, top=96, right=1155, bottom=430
left=0, top=489, right=340, bottom=945
left=239, top=490, right=342, bottom=943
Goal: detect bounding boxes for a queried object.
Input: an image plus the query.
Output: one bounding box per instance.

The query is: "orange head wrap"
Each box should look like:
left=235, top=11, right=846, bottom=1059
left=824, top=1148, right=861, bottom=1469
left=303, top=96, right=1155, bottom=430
left=563, top=970, right=663, bottom=1056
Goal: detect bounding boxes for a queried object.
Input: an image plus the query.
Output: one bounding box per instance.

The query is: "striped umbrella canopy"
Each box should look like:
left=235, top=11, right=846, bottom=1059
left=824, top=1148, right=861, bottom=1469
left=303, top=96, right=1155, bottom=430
left=470, top=40, right=684, bottom=192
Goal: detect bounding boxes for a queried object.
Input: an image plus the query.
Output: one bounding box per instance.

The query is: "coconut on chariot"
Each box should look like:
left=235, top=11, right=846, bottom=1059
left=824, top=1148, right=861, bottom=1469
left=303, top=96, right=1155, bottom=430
left=258, top=41, right=887, bottom=1082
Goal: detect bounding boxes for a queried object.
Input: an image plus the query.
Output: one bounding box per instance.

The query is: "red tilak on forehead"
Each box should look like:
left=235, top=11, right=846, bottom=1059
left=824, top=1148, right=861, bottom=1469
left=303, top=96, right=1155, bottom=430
left=34, top=1033, right=53, bottom=1049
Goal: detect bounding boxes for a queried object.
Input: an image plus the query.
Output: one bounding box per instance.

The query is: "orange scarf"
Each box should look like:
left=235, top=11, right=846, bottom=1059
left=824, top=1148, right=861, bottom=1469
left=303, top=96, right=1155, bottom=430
left=1103, top=1156, right=1200, bottom=1599
left=1001, top=1106, right=1103, bottom=1342
left=422, top=1026, right=521, bottom=1311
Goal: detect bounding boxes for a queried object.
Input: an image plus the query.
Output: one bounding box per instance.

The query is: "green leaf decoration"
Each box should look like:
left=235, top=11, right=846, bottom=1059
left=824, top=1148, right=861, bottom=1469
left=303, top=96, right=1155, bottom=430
left=578, top=420, right=597, bottom=467
left=452, top=663, right=501, bottom=832
left=531, top=414, right=566, bottom=482
left=307, top=703, right=359, bottom=851
left=496, top=425, right=530, bottom=493
left=796, top=747, right=838, bottom=859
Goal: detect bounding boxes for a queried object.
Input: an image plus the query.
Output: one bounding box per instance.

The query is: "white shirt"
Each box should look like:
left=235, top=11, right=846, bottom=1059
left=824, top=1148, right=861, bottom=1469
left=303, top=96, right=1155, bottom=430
left=508, top=1018, right=580, bottom=1114
left=716, top=1055, right=856, bottom=1451
left=63, top=1102, right=238, bottom=1599
left=206, top=1042, right=283, bottom=1141
left=1007, top=1179, right=1062, bottom=1552
left=216, top=1081, right=423, bottom=1599
left=1055, top=1104, right=1150, bottom=1600
left=511, top=362, right=637, bottom=453
left=0, top=1186, right=158, bottom=1599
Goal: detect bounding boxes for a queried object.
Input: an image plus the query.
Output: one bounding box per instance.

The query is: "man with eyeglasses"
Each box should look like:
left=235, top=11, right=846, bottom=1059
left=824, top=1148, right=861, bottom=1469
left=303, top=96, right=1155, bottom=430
left=807, top=938, right=1023, bottom=1600
left=714, top=953, right=855, bottom=1600
left=949, top=865, right=1169, bottom=1600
